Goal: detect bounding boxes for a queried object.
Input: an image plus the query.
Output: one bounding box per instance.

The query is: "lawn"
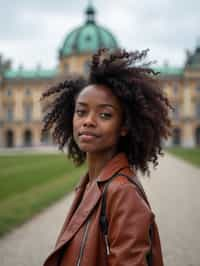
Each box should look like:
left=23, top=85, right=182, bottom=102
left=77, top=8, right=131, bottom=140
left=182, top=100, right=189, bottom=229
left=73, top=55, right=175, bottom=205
left=165, top=147, right=200, bottom=167
left=0, top=153, right=86, bottom=237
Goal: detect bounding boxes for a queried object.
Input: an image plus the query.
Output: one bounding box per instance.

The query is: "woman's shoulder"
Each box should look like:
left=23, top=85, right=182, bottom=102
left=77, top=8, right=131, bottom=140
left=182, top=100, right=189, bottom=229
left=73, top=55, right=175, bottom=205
left=106, top=172, right=153, bottom=216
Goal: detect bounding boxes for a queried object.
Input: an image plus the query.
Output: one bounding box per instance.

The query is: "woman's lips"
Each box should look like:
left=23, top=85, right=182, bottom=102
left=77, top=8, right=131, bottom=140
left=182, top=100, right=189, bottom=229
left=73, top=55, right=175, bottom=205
left=78, top=132, right=99, bottom=141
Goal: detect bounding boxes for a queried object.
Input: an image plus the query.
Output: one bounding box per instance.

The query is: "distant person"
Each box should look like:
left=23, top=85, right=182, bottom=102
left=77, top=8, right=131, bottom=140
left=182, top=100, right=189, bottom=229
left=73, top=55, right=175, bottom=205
left=41, top=48, right=172, bottom=266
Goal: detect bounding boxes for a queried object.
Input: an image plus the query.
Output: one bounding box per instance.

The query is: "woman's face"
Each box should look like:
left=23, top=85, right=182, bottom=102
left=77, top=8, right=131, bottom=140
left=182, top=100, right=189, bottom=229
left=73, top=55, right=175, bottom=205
left=73, top=84, right=127, bottom=155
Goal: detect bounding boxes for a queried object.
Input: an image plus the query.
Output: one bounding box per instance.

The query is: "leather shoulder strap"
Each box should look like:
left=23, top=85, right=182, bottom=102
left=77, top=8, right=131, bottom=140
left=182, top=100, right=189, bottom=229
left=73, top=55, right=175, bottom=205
left=100, top=172, right=153, bottom=265
left=117, top=173, right=151, bottom=209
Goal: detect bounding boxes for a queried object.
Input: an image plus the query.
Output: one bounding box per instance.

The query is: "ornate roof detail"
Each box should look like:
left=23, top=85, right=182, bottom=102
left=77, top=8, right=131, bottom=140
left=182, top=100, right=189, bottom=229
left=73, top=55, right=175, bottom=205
left=185, top=39, right=200, bottom=69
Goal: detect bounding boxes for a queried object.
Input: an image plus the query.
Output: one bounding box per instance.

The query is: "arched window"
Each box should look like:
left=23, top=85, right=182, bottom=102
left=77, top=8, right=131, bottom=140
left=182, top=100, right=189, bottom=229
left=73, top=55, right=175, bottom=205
left=23, top=129, right=32, bottom=147
left=41, top=131, right=51, bottom=145
left=195, top=127, right=200, bottom=146
left=5, top=129, right=14, bottom=147
left=172, top=128, right=181, bottom=145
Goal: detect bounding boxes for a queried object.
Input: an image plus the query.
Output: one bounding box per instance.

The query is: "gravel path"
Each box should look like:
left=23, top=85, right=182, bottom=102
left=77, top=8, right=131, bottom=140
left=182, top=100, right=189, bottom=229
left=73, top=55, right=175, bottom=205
left=0, top=193, right=74, bottom=266
left=142, top=153, right=200, bottom=266
left=0, top=153, right=200, bottom=266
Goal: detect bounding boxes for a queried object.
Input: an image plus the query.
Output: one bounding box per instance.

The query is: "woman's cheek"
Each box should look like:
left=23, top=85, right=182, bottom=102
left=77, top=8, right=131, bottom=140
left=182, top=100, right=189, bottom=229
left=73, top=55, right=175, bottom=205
left=72, top=118, right=79, bottom=143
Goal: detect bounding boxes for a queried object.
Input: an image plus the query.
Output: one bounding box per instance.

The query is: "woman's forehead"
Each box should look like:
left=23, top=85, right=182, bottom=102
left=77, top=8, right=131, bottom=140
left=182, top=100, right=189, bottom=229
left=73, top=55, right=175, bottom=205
left=76, top=84, right=119, bottom=105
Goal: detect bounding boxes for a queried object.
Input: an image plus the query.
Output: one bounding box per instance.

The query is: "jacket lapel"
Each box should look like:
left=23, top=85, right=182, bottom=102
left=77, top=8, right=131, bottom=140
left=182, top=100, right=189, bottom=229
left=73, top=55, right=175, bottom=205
left=48, top=153, right=132, bottom=258
left=54, top=180, right=101, bottom=253
left=54, top=184, right=86, bottom=246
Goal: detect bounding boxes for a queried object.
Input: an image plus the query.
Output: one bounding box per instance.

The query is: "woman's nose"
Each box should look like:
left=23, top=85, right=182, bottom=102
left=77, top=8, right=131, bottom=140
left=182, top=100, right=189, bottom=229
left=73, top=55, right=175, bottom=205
left=83, top=113, right=96, bottom=127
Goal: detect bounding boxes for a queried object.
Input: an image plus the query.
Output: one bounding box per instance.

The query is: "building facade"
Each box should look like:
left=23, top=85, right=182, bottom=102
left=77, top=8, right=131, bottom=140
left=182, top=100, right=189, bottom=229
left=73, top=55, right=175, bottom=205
left=0, top=4, right=200, bottom=148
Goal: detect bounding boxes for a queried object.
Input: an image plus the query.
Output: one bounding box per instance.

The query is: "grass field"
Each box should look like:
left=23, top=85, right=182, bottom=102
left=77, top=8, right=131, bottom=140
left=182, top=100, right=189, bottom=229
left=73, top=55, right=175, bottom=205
left=166, top=147, right=200, bottom=167
left=0, top=153, right=86, bottom=237
left=1, top=148, right=199, bottom=237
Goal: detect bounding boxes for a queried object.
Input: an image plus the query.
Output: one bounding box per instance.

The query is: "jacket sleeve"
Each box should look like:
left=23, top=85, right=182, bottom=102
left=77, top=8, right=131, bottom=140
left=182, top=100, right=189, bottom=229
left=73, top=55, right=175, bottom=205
left=106, top=181, right=153, bottom=266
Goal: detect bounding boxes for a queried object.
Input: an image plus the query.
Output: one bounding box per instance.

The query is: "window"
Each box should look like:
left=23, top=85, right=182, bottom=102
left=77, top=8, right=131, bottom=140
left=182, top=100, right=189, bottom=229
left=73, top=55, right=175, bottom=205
left=85, top=34, right=91, bottom=42
left=64, top=63, right=68, bottom=72
left=195, top=127, right=200, bottom=146
left=6, top=105, right=14, bottom=122
left=41, top=132, right=50, bottom=145
left=173, top=84, right=179, bottom=96
left=6, top=88, right=12, bottom=96
left=173, top=128, right=181, bottom=145
left=196, top=102, right=200, bottom=118
left=196, top=86, right=200, bottom=94
left=173, top=103, right=179, bottom=120
left=6, top=130, right=14, bottom=147
left=24, top=104, right=32, bottom=122
left=25, top=88, right=31, bottom=96
left=23, top=130, right=32, bottom=147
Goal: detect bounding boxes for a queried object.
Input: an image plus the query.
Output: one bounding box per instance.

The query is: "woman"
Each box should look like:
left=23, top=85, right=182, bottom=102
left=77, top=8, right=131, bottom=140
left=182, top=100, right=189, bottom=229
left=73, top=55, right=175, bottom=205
left=41, top=49, right=172, bottom=265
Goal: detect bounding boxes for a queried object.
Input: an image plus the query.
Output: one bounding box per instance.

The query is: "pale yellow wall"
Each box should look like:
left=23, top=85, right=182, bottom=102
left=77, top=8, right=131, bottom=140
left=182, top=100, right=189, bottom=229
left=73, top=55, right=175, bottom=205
left=161, top=78, right=199, bottom=146
left=15, top=126, right=23, bottom=146
left=59, top=53, right=92, bottom=75
left=1, top=80, right=51, bottom=147
left=184, top=69, right=200, bottom=79
left=32, top=88, right=42, bottom=120
left=2, top=82, right=48, bottom=122
left=1, top=57, right=200, bottom=147
left=15, top=86, right=23, bottom=120
left=183, top=83, right=193, bottom=117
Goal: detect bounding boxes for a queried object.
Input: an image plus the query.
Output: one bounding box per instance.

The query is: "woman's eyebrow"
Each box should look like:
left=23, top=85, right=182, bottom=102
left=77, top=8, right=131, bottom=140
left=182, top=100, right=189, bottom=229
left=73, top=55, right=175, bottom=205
left=97, top=103, right=117, bottom=110
left=76, top=102, right=116, bottom=109
left=76, top=102, right=87, bottom=106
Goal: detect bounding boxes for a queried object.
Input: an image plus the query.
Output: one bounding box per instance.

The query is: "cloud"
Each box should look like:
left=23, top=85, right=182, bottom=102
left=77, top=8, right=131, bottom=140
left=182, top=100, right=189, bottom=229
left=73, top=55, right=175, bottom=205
left=0, top=0, right=199, bottom=68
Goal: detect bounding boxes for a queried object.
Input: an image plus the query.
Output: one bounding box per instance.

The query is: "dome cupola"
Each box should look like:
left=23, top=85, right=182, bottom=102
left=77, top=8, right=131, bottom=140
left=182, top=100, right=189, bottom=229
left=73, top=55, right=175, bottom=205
left=59, top=3, right=118, bottom=57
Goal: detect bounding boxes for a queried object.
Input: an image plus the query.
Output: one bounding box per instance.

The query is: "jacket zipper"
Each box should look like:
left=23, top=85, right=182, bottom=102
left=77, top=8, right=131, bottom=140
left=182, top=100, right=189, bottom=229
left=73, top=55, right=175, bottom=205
left=76, top=217, right=91, bottom=266
left=104, top=234, right=110, bottom=255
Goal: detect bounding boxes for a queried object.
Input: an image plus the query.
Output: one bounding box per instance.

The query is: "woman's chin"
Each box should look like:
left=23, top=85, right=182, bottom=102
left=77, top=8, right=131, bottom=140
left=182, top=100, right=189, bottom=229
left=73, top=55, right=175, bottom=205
left=78, top=143, right=97, bottom=153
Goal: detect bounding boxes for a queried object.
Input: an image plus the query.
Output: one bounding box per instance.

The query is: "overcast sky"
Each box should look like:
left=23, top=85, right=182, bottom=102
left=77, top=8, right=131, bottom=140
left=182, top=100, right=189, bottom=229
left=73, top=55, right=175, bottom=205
left=0, top=0, right=199, bottom=70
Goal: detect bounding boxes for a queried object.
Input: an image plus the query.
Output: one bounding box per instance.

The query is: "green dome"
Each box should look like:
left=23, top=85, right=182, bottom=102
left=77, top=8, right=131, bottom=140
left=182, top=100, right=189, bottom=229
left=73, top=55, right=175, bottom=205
left=59, top=4, right=118, bottom=57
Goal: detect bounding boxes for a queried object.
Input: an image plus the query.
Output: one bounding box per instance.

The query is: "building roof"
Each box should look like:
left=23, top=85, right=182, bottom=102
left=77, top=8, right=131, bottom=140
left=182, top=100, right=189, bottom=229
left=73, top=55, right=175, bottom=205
left=3, top=65, right=183, bottom=80
left=59, top=4, right=118, bottom=57
left=154, top=65, right=183, bottom=76
left=4, top=68, right=58, bottom=80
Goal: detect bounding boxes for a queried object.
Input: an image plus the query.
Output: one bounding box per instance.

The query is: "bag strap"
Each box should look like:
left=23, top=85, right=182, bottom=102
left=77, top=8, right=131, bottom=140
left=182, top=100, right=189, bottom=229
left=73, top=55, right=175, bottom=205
left=118, top=173, right=151, bottom=209
left=100, top=172, right=153, bottom=265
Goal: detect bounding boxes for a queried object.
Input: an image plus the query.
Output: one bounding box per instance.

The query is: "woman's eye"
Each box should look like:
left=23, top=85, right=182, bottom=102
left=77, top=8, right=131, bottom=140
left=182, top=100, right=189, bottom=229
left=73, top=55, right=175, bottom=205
left=75, top=110, right=86, bottom=116
left=100, top=113, right=112, bottom=119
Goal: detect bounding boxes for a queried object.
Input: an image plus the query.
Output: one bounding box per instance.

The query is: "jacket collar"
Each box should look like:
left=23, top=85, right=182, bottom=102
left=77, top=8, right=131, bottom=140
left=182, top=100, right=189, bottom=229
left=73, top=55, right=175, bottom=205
left=97, top=152, right=130, bottom=182
left=75, top=152, right=130, bottom=190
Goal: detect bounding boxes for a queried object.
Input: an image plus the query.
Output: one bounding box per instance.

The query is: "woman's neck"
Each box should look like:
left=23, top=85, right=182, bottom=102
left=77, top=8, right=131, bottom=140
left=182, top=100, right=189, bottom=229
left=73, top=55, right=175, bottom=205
left=86, top=149, right=118, bottom=183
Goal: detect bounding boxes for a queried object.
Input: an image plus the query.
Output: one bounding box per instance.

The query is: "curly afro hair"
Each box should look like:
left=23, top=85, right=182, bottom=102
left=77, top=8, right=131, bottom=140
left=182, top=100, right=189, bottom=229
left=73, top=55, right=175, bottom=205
left=40, top=48, right=173, bottom=176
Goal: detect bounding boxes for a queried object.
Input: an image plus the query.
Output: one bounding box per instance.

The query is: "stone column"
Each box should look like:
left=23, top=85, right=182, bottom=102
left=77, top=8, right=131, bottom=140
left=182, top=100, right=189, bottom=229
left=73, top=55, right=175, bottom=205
left=182, top=82, right=195, bottom=147
left=182, top=123, right=195, bottom=147
left=15, top=126, right=24, bottom=147
left=33, top=124, right=42, bottom=147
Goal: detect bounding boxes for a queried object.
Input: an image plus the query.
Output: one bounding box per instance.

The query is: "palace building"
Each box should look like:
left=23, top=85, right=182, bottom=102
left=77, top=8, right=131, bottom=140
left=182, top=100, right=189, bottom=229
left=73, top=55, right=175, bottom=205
left=0, top=4, right=200, bottom=148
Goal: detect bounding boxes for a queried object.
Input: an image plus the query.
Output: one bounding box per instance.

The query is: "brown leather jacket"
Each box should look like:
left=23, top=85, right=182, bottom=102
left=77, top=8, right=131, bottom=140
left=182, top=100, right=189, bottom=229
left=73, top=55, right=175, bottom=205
left=43, top=153, right=164, bottom=266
